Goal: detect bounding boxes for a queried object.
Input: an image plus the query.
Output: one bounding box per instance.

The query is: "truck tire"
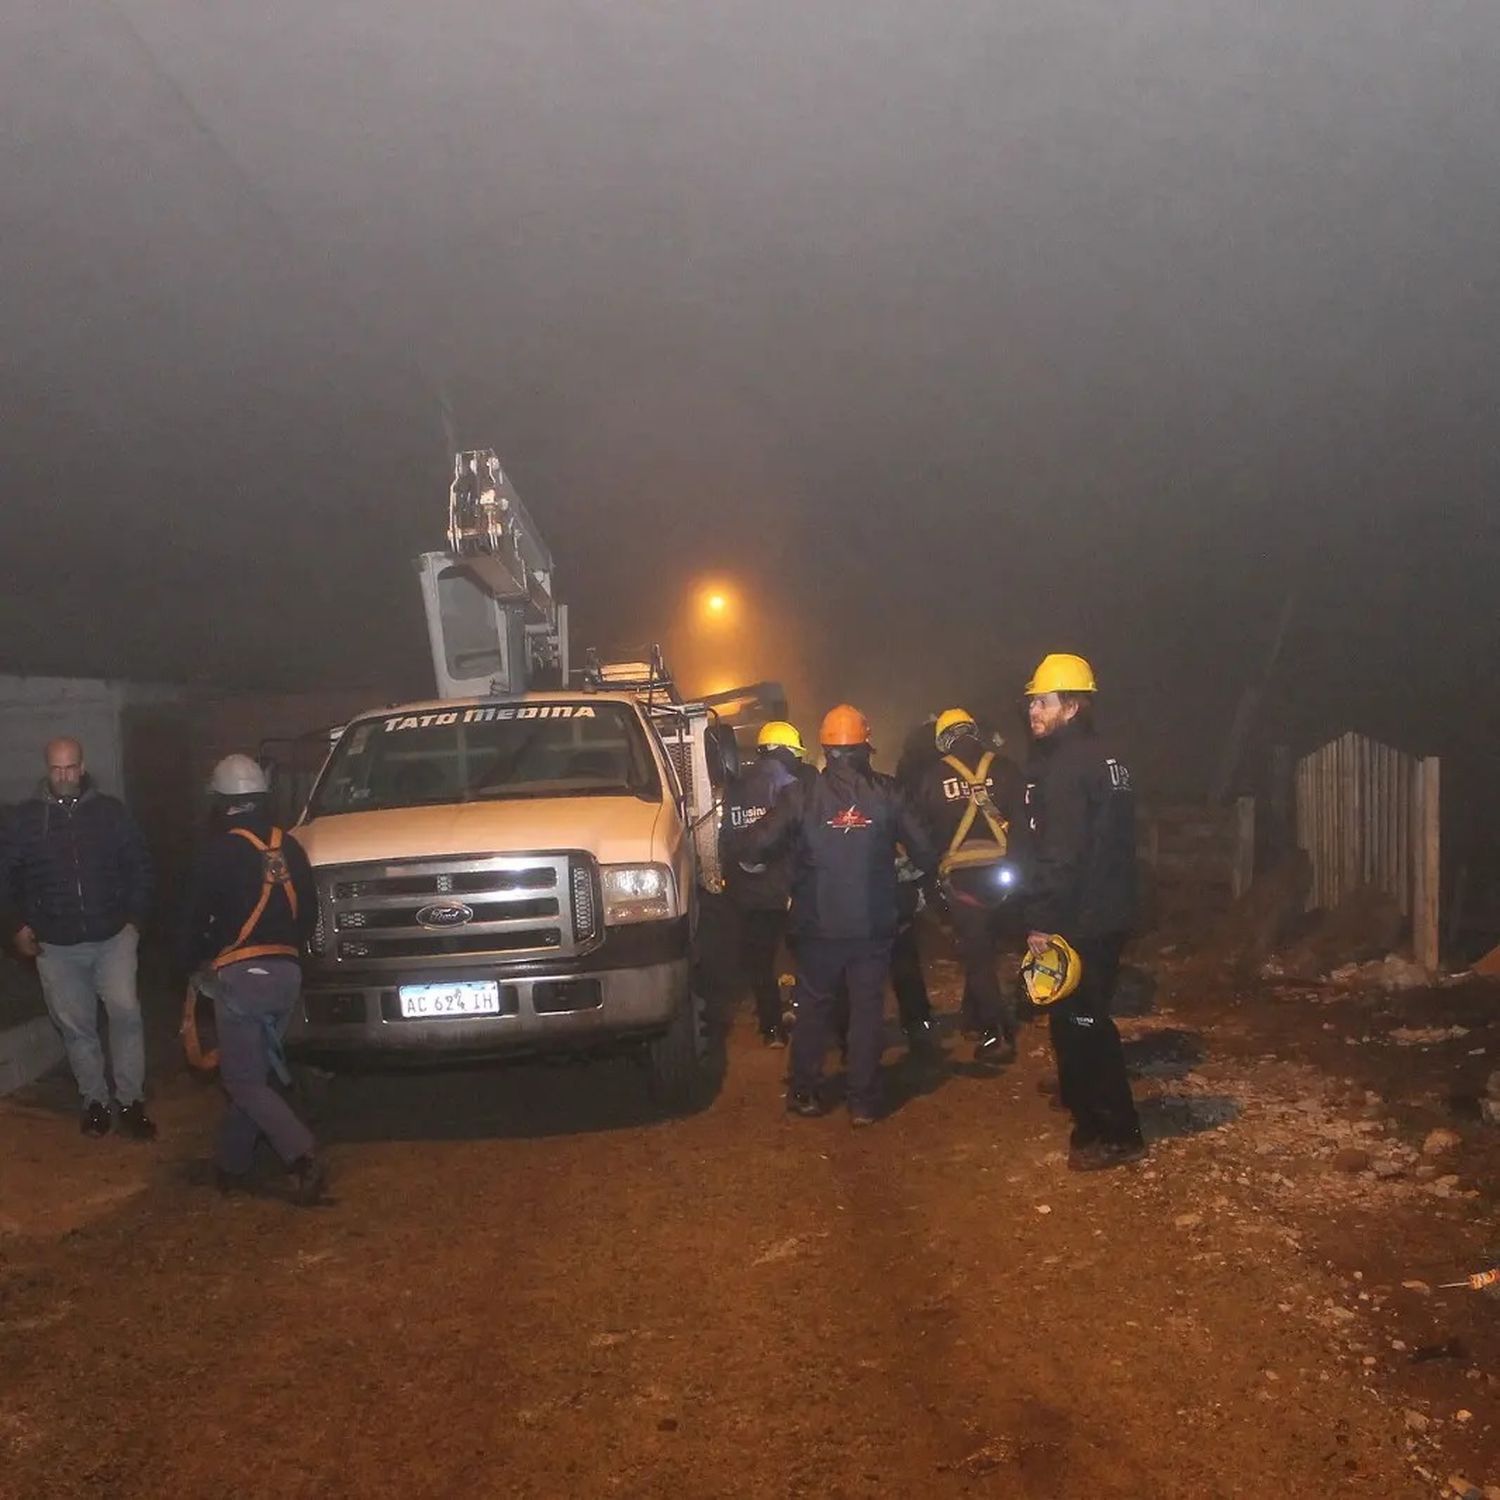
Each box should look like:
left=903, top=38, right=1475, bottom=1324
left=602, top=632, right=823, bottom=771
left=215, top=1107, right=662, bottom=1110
left=645, top=989, right=711, bottom=1113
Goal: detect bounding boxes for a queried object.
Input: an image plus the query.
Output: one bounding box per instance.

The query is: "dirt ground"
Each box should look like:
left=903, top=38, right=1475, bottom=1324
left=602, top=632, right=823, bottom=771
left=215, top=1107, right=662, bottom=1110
left=4, top=926, right=1500, bottom=1499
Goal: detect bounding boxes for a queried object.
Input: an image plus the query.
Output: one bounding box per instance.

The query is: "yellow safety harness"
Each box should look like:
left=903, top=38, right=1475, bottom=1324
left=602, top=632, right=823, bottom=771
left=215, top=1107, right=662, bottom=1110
left=937, top=751, right=1010, bottom=887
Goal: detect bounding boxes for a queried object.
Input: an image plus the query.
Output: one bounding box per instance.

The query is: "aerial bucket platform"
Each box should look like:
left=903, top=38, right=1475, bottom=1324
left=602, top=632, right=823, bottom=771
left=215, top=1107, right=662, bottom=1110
left=416, top=449, right=567, bottom=698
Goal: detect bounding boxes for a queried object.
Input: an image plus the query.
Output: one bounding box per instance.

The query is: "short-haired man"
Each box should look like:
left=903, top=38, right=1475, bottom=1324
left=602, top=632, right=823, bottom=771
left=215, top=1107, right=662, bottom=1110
left=0, top=738, right=155, bottom=1138
left=1022, top=656, right=1145, bottom=1171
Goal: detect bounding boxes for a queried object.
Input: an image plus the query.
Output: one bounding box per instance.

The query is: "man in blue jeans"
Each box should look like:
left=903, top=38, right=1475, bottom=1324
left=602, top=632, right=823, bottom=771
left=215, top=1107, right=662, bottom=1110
left=0, top=737, right=155, bottom=1138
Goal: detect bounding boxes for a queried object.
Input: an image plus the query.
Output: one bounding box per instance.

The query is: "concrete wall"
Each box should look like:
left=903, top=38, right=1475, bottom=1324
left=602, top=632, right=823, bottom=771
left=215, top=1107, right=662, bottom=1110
left=0, top=676, right=181, bottom=809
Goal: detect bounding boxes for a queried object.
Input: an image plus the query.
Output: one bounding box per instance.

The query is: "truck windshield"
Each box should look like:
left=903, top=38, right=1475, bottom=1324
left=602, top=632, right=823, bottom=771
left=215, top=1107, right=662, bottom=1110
left=308, top=703, right=661, bottom=815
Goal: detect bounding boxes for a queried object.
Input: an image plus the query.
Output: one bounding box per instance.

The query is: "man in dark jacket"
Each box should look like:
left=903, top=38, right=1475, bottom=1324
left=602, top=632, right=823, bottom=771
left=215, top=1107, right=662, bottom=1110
left=719, top=720, right=812, bottom=1046
left=911, top=708, right=1029, bottom=1065
left=0, top=737, right=154, bottom=1138
left=734, top=704, right=935, bottom=1126
left=1022, top=655, right=1145, bottom=1171
left=180, top=754, right=325, bottom=1204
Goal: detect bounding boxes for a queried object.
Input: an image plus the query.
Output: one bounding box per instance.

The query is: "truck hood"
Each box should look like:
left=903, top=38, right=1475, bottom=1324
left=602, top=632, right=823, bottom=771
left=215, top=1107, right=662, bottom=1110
left=294, top=795, right=666, bottom=869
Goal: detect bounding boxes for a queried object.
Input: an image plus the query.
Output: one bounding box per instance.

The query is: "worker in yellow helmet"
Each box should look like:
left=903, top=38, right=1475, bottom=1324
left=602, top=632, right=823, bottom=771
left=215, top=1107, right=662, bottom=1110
left=909, top=708, right=1029, bottom=1066
left=719, top=721, right=813, bottom=1046
left=1022, top=654, right=1145, bottom=1171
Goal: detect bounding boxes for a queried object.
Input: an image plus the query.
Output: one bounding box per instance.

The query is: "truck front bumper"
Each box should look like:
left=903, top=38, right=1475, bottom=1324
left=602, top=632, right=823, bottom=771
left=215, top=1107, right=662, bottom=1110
left=287, top=918, right=691, bottom=1065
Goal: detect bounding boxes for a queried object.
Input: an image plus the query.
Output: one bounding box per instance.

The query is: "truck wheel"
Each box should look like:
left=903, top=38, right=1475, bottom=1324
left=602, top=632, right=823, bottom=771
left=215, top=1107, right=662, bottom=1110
left=645, top=990, right=711, bottom=1113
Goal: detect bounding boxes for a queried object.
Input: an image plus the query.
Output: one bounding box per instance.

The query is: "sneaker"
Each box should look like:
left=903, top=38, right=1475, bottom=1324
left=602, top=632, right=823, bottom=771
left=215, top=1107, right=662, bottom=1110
left=1068, top=1138, right=1148, bottom=1173
left=287, top=1154, right=329, bottom=1207
left=80, top=1101, right=111, bottom=1138
left=116, top=1101, right=158, bottom=1142
left=849, top=1111, right=878, bottom=1129
left=973, top=1030, right=1017, bottom=1066
left=760, top=1027, right=788, bottom=1050
left=786, top=1090, right=822, bottom=1118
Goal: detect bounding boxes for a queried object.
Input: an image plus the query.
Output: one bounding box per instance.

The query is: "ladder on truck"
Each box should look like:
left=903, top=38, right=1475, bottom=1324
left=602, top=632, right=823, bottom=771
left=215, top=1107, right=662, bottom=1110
left=416, top=449, right=787, bottom=893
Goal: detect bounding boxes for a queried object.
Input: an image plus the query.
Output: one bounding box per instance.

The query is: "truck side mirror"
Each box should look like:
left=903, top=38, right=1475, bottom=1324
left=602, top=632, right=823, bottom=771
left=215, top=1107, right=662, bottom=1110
left=704, top=724, right=740, bottom=789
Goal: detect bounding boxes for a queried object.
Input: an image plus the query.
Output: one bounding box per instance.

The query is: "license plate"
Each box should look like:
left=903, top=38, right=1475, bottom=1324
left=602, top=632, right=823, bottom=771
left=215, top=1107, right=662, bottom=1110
left=398, top=980, right=502, bottom=1019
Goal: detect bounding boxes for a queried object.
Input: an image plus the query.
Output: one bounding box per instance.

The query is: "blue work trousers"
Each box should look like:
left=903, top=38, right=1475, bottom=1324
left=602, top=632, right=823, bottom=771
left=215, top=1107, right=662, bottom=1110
left=791, top=938, right=892, bottom=1117
left=213, top=959, right=315, bottom=1174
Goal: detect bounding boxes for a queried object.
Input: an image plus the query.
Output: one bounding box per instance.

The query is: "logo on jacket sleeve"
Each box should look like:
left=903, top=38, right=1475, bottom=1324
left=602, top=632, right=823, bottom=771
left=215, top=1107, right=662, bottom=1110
left=827, top=805, right=873, bottom=833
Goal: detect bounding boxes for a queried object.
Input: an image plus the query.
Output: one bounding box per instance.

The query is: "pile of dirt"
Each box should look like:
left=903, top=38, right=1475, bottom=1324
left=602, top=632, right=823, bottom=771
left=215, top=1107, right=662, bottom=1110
left=1276, top=884, right=1407, bottom=981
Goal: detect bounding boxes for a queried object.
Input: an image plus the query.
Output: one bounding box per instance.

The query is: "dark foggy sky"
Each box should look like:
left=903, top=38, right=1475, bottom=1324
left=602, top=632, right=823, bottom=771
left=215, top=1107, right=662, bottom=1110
left=4, top=1, right=1500, bottom=794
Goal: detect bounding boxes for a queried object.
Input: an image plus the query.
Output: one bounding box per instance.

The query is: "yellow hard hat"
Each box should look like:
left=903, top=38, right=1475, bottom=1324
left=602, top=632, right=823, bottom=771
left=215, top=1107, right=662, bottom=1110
left=934, top=708, right=976, bottom=743
left=1020, top=936, right=1083, bottom=1006
left=756, top=720, right=804, bottom=756
left=1024, top=653, right=1097, bottom=696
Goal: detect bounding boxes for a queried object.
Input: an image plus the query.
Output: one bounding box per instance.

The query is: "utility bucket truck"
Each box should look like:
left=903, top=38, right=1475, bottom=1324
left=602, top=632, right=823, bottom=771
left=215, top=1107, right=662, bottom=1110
left=284, top=451, right=781, bottom=1110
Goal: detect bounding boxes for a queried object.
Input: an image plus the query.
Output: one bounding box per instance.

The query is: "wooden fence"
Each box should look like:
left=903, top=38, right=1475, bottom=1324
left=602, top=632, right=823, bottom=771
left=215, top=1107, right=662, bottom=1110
left=1294, top=731, right=1440, bottom=969
left=1139, top=798, right=1256, bottom=922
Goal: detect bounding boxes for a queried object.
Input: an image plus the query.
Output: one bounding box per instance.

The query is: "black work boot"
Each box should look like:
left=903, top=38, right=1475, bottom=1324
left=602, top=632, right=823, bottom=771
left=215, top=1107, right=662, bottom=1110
left=80, top=1101, right=112, bottom=1138
left=974, top=1030, right=1017, bottom=1067
left=287, top=1154, right=329, bottom=1207
left=116, top=1101, right=158, bottom=1142
left=1069, top=1137, right=1148, bottom=1173
left=904, top=1019, right=939, bottom=1058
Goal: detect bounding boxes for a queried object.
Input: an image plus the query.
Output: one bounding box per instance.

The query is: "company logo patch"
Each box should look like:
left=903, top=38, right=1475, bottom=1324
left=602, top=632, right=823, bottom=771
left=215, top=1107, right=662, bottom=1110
left=827, top=805, right=873, bottom=833
left=415, top=902, right=475, bottom=929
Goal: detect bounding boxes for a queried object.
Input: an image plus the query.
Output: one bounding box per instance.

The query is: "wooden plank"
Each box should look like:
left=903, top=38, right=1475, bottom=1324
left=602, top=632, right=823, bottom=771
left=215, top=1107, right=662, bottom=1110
left=1415, top=757, right=1441, bottom=972
left=1350, top=732, right=1362, bottom=894
left=1232, top=796, right=1256, bottom=900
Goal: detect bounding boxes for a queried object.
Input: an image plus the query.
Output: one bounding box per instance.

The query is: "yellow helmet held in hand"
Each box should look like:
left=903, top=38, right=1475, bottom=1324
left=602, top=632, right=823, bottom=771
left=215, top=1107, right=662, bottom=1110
left=756, top=720, right=805, bottom=757
left=934, top=708, right=977, bottom=744
left=1020, top=936, right=1083, bottom=1006
left=1024, top=653, right=1097, bottom=697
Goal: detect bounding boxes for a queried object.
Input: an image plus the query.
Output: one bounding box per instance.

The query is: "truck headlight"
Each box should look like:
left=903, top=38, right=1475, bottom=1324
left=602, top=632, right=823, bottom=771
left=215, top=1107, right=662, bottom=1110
left=601, top=864, right=677, bottom=925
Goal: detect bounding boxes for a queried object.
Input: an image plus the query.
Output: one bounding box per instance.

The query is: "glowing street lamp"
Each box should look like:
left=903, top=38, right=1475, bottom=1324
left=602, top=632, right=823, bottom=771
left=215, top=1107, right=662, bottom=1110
left=698, top=585, right=734, bottom=623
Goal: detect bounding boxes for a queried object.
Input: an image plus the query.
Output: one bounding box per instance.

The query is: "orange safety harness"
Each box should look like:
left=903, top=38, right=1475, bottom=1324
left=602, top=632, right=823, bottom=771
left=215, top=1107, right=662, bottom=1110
left=180, top=827, right=300, bottom=1071
left=213, top=826, right=301, bottom=967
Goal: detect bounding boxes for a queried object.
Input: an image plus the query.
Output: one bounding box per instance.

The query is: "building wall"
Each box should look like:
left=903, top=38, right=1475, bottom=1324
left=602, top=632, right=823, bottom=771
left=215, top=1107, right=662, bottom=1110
left=0, top=677, right=127, bottom=806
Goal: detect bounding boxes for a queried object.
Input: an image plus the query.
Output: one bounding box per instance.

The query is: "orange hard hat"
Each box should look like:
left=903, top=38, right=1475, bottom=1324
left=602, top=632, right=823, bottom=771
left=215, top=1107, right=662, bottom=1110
left=819, top=704, right=872, bottom=747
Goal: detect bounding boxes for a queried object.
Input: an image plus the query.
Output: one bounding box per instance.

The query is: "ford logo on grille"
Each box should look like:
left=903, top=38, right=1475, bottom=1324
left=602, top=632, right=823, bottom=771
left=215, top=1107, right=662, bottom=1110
left=416, top=901, right=474, bottom=929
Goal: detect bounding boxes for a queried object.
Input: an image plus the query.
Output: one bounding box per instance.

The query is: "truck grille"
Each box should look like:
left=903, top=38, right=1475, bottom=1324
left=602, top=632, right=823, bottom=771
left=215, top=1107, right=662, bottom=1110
left=318, top=854, right=594, bottom=967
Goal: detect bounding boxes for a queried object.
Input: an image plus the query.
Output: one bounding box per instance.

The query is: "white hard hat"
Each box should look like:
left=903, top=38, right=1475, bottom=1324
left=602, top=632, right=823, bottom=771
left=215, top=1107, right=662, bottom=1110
left=209, top=753, right=270, bottom=797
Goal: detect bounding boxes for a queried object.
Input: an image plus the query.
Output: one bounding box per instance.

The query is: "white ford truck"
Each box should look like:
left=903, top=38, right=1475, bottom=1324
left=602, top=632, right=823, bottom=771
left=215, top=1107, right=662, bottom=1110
left=280, top=450, right=768, bottom=1109
left=287, top=689, right=714, bottom=1105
